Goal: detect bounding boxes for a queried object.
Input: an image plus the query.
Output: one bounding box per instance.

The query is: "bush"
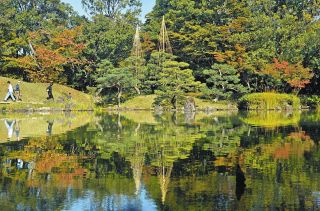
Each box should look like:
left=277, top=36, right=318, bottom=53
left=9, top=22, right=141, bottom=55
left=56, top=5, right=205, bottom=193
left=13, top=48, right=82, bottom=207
left=238, top=92, right=300, bottom=110
left=300, top=95, right=320, bottom=109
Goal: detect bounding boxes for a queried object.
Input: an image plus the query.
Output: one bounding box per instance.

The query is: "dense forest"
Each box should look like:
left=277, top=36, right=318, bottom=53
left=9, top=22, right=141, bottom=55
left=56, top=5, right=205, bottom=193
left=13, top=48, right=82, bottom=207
left=1, top=0, right=320, bottom=107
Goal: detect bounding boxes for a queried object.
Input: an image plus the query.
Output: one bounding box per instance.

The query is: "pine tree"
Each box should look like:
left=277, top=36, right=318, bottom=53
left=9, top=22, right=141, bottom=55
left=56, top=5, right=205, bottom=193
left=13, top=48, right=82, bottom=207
left=203, top=64, right=248, bottom=101
left=96, top=59, right=139, bottom=107
left=156, top=53, right=202, bottom=109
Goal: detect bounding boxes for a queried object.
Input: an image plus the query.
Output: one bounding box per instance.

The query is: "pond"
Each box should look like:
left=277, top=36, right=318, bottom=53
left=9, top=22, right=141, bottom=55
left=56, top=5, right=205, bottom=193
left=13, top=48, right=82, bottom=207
left=0, top=111, right=319, bottom=210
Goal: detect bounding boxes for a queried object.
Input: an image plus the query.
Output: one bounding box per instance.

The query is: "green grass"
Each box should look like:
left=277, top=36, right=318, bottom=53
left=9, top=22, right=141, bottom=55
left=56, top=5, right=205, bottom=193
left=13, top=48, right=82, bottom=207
left=108, top=94, right=237, bottom=110
left=239, top=92, right=300, bottom=110
left=0, top=77, right=94, bottom=111
left=120, top=95, right=157, bottom=110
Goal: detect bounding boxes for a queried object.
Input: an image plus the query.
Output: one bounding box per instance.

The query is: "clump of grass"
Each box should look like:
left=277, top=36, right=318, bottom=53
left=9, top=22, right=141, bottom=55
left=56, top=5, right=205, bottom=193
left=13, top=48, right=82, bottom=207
left=239, top=92, right=300, bottom=110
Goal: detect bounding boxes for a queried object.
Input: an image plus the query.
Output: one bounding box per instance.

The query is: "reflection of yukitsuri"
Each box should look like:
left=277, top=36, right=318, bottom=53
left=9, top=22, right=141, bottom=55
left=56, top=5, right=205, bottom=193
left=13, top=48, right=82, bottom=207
left=130, top=150, right=144, bottom=195
left=130, top=125, right=144, bottom=195
left=157, top=147, right=173, bottom=204
left=159, top=164, right=173, bottom=204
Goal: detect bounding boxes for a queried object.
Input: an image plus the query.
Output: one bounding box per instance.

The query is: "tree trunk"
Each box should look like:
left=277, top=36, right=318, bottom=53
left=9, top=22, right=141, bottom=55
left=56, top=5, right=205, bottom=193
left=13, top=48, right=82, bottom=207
left=174, top=98, right=177, bottom=110
left=134, top=86, right=141, bottom=95
left=171, top=95, right=177, bottom=109
left=172, top=95, right=177, bottom=110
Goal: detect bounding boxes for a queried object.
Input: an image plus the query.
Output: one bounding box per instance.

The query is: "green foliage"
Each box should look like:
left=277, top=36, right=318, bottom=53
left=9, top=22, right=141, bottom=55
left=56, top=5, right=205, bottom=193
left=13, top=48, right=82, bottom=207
left=82, top=15, right=138, bottom=64
left=146, top=0, right=320, bottom=96
left=239, top=92, right=301, bottom=110
left=0, top=0, right=82, bottom=76
left=1, top=111, right=320, bottom=210
left=144, top=52, right=172, bottom=94
left=96, top=59, right=139, bottom=107
left=1, top=0, right=320, bottom=104
left=202, top=64, right=249, bottom=100
left=81, top=0, right=141, bottom=18
left=301, top=95, right=320, bottom=109
left=153, top=52, right=202, bottom=109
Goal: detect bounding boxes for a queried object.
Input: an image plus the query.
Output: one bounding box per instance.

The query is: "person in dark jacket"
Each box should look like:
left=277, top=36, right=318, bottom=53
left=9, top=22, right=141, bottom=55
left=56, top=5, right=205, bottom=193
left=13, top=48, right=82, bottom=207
left=46, top=82, right=54, bottom=100
left=14, top=81, right=22, bottom=101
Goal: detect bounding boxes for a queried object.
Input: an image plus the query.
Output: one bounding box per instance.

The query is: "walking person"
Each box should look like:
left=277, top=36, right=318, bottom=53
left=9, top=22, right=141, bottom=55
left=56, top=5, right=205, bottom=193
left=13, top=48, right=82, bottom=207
left=14, top=81, right=22, bottom=101
left=46, top=82, right=54, bottom=100
left=4, top=81, right=15, bottom=102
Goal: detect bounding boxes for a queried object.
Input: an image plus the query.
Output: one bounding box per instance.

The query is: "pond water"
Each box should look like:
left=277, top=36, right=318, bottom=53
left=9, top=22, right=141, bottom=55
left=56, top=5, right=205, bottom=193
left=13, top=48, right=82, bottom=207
left=0, top=111, right=319, bottom=210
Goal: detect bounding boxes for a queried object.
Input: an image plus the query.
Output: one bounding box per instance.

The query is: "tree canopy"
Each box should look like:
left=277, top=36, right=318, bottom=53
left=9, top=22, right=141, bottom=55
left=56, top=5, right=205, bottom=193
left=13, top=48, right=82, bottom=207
left=1, top=0, right=320, bottom=106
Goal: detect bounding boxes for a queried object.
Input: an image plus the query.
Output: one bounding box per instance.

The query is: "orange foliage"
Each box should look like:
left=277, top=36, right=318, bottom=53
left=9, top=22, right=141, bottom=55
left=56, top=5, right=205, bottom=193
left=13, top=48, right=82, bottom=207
left=213, top=44, right=251, bottom=72
left=273, top=132, right=314, bottom=159
left=33, top=150, right=87, bottom=188
left=213, top=52, right=226, bottom=63
left=141, top=32, right=156, bottom=54
left=12, top=26, right=86, bottom=82
left=36, top=46, right=67, bottom=68
left=287, top=131, right=311, bottom=141
left=274, top=143, right=291, bottom=159
left=262, top=58, right=313, bottom=91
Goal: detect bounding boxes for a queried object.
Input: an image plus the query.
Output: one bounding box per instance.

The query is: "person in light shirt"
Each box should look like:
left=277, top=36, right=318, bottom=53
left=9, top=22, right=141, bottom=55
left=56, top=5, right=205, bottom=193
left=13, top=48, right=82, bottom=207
left=4, top=81, right=16, bottom=102
left=4, top=119, right=15, bottom=139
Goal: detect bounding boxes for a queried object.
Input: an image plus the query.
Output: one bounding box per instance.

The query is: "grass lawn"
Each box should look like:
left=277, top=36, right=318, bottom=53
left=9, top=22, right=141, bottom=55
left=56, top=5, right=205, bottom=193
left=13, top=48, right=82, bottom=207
left=110, top=94, right=237, bottom=110
left=0, top=77, right=94, bottom=111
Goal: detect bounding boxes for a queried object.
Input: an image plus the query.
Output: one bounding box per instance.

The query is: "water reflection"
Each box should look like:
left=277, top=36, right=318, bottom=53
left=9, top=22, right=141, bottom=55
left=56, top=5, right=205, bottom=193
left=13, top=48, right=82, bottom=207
left=0, top=112, right=94, bottom=141
left=4, top=119, right=15, bottom=139
left=0, top=111, right=319, bottom=210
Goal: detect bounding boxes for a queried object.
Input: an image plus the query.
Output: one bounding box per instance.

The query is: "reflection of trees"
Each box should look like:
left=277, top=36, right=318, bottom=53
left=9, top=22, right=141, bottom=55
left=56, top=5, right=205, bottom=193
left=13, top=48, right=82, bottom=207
left=88, top=112, right=249, bottom=206
left=240, top=111, right=300, bottom=128
left=129, top=141, right=145, bottom=195
left=1, top=111, right=320, bottom=210
left=157, top=147, right=173, bottom=204
left=237, top=129, right=318, bottom=209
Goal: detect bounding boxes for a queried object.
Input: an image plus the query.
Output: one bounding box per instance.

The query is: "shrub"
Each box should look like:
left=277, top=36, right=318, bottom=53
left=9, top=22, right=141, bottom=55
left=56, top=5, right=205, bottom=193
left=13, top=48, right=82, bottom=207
left=300, top=95, right=320, bottom=109
left=238, top=92, right=300, bottom=110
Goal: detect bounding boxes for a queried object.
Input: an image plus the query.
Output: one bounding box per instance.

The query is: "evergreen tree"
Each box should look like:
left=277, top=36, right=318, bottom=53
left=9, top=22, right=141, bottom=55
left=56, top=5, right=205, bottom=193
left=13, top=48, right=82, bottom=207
left=144, top=52, right=171, bottom=94
left=203, top=64, right=248, bottom=101
left=96, top=59, right=139, bottom=107
left=155, top=53, right=202, bottom=109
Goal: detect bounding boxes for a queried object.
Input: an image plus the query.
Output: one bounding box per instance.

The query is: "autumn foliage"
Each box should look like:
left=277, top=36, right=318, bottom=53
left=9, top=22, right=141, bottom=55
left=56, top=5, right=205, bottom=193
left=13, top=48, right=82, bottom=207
left=7, top=26, right=86, bottom=82
left=262, top=58, right=313, bottom=93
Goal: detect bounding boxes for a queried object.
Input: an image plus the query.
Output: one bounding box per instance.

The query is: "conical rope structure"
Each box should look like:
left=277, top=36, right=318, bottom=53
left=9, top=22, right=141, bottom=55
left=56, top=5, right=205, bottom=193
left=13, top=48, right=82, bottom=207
left=159, top=16, right=172, bottom=54
left=131, top=26, right=143, bottom=75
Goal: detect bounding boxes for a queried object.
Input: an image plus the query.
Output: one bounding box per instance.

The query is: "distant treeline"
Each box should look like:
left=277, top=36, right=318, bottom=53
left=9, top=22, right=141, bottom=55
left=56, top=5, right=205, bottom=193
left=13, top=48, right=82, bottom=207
left=1, top=0, right=320, bottom=107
